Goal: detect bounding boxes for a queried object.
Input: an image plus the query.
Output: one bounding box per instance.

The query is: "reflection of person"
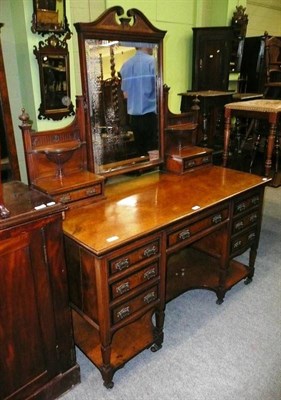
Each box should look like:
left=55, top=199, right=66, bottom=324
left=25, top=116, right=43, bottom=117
left=120, top=47, right=157, bottom=156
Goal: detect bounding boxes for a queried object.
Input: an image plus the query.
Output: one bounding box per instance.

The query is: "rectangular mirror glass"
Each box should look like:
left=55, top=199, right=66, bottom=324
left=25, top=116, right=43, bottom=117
left=85, top=40, right=159, bottom=174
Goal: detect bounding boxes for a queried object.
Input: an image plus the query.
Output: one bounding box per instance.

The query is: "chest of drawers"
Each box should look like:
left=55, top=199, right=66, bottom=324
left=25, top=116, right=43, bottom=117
left=64, top=232, right=164, bottom=388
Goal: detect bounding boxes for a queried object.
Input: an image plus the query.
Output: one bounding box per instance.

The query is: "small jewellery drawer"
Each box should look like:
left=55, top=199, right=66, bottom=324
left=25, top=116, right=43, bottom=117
left=109, top=238, right=160, bottom=275
left=112, top=285, right=159, bottom=324
left=231, top=229, right=257, bottom=253
left=110, top=262, right=159, bottom=300
left=55, top=183, right=103, bottom=204
left=232, top=211, right=259, bottom=234
left=183, top=153, right=212, bottom=171
left=233, top=192, right=260, bottom=216
left=167, top=207, right=229, bottom=248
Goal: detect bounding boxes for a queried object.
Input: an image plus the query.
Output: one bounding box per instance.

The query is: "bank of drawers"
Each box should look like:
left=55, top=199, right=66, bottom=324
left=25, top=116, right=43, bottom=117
left=230, top=191, right=261, bottom=255
left=167, top=205, right=229, bottom=250
left=108, top=235, right=161, bottom=325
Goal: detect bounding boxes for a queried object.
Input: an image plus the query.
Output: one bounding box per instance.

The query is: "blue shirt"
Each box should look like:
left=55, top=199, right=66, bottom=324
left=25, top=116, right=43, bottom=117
left=120, top=50, right=156, bottom=116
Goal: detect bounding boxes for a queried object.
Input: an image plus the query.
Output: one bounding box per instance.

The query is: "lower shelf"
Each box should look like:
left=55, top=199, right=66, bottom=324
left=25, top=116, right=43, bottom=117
left=72, top=309, right=156, bottom=371
left=166, top=246, right=250, bottom=302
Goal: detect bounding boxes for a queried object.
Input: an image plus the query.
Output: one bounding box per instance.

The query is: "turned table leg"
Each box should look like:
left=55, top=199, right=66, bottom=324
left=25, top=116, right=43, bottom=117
left=223, top=109, right=232, bottom=167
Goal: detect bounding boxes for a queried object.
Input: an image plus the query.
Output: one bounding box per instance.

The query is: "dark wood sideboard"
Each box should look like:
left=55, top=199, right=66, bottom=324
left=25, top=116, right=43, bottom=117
left=0, top=181, right=80, bottom=400
left=63, top=166, right=270, bottom=388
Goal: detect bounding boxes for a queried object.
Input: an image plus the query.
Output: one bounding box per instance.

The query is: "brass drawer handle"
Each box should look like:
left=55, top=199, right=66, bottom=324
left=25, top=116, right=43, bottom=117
left=250, top=213, right=258, bottom=223
left=143, top=245, right=157, bottom=258
left=248, top=232, right=256, bottom=241
left=143, top=291, right=157, bottom=304
left=234, top=221, right=244, bottom=231
left=116, top=282, right=130, bottom=295
left=187, top=160, right=196, bottom=167
left=202, top=156, right=210, bottom=163
left=60, top=194, right=71, bottom=203
left=116, top=306, right=130, bottom=320
left=251, top=196, right=259, bottom=205
left=233, top=240, right=242, bottom=249
left=143, top=268, right=157, bottom=280
left=212, top=213, right=222, bottom=224
left=115, top=258, right=130, bottom=271
left=236, top=202, right=246, bottom=213
left=178, top=229, right=191, bottom=240
left=86, top=187, right=97, bottom=195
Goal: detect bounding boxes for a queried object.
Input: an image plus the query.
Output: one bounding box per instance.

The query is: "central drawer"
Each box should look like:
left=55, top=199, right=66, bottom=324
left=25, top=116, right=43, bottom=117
left=167, top=207, right=229, bottom=249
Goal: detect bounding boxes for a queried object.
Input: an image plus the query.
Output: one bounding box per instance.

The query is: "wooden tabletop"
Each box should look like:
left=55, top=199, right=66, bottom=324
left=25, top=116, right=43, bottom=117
left=63, top=167, right=270, bottom=255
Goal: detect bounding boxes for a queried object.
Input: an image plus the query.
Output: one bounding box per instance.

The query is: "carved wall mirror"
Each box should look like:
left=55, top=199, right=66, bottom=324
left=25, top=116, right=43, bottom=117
left=75, top=6, right=166, bottom=176
left=34, top=34, right=74, bottom=120
left=31, top=0, right=69, bottom=35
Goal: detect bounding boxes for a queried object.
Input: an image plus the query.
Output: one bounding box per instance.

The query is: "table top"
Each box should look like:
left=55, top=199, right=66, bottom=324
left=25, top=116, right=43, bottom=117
left=225, top=99, right=281, bottom=113
left=179, top=90, right=233, bottom=97
left=63, top=167, right=270, bottom=255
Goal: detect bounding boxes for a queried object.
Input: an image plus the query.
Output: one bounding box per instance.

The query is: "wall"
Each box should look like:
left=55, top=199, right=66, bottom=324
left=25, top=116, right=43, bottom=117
left=1, top=0, right=281, bottom=182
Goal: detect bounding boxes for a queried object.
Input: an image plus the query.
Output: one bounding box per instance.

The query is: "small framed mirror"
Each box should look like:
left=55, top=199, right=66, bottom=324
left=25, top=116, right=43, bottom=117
left=31, top=0, right=69, bottom=35
left=75, top=6, right=166, bottom=177
left=34, top=34, right=74, bottom=120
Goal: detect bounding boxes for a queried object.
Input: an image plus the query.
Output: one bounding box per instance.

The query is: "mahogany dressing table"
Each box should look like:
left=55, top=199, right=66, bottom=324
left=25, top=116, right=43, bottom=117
left=63, top=167, right=270, bottom=388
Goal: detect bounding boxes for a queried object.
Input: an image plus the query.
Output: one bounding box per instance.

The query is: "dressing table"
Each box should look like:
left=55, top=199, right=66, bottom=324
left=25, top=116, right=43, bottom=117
left=19, top=6, right=271, bottom=391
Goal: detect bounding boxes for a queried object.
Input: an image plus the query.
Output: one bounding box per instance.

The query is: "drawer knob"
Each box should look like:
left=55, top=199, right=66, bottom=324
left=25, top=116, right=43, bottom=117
left=179, top=229, right=191, bottom=240
left=116, top=281, right=130, bottom=295
left=143, top=245, right=157, bottom=258
left=115, top=258, right=130, bottom=271
left=143, top=291, right=157, bottom=304
left=116, top=306, right=130, bottom=320
left=144, top=268, right=157, bottom=280
left=202, top=156, right=210, bottom=163
left=212, top=213, right=222, bottom=224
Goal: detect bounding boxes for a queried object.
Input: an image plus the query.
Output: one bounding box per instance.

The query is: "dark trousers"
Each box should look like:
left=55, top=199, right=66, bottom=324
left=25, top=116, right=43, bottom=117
left=130, top=112, right=157, bottom=156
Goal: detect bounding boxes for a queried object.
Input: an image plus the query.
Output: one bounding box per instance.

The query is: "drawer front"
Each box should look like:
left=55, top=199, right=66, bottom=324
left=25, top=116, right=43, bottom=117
left=111, top=262, right=159, bottom=300
left=233, top=192, right=260, bottom=216
left=167, top=207, right=228, bottom=248
left=232, top=210, right=259, bottom=234
left=112, top=285, right=159, bottom=324
left=183, top=154, right=212, bottom=171
left=56, top=183, right=103, bottom=203
left=109, top=239, right=160, bottom=275
left=231, top=229, right=257, bottom=254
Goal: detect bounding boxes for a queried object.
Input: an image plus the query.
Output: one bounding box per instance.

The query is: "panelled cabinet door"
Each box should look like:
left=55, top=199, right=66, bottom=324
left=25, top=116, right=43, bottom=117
left=192, top=27, right=233, bottom=91
left=0, top=217, right=71, bottom=400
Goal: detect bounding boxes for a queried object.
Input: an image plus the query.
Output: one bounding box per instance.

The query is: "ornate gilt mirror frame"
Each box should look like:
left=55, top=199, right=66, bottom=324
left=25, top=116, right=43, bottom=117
left=31, top=0, right=70, bottom=36
left=33, top=34, right=74, bottom=120
left=75, top=6, right=166, bottom=177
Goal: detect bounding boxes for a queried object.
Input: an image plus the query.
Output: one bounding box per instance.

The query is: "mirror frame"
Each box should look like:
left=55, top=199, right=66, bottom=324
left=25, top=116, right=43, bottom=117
left=74, top=6, right=166, bottom=177
left=33, top=34, right=75, bottom=120
left=31, top=0, right=70, bottom=36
